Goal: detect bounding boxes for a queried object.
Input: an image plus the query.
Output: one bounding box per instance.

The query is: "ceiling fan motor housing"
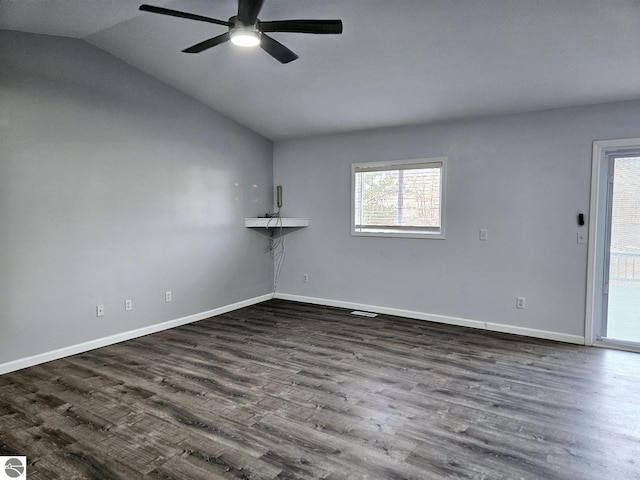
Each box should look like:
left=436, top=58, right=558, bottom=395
left=229, top=16, right=262, bottom=46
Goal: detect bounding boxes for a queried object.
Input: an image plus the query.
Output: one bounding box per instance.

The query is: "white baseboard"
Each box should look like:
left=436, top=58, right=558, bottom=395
left=0, top=293, right=273, bottom=376
left=275, top=293, right=585, bottom=345
left=485, top=322, right=584, bottom=345
left=2, top=292, right=585, bottom=376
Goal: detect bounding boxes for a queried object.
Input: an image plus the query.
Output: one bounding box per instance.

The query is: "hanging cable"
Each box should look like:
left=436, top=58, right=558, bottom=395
left=268, top=212, right=285, bottom=297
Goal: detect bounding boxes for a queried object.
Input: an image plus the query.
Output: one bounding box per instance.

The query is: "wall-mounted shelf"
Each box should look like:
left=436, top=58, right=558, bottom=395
left=245, top=217, right=309, bottom=228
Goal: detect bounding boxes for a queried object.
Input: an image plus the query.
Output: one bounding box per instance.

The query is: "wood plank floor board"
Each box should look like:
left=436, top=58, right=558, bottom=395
left=1, top=299, right=640, bottom=479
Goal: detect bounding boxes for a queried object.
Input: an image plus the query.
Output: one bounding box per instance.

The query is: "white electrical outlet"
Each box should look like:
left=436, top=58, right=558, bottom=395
left=96, top=304, right=105, bottom=317
left=165, top=291, right=172, bottom=302
left=516, top=297, right=526, bottom=309
left=480, top=229, right=488, bottom=241
left=577, top=231, right=587, bottom=244
left=303, top=274, right=309, bottom=283
left=125, top=299, right=132, bottom=311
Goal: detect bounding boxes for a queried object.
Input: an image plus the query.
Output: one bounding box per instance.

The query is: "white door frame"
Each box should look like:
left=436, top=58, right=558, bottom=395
left=586, top=138, right=640, bottom=347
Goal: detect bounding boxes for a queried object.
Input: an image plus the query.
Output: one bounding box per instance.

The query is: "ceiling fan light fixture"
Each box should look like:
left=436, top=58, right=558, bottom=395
left=230, top=27, right=261, bottom=47
left=139, top=1, right=343, bottom=62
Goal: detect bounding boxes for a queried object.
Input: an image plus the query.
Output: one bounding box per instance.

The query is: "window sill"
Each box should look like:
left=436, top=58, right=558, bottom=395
left=352, top=229, right=445, bottom=239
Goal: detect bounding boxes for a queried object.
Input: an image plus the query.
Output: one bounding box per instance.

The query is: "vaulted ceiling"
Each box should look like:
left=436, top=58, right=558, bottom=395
left=2, top=0, right=640, bottom=140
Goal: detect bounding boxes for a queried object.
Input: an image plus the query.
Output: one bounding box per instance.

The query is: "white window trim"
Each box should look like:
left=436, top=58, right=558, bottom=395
left=351, top=157, right=447, bottom=239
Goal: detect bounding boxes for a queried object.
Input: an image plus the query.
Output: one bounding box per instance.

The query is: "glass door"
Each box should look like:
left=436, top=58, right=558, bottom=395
left=602, top=154, right=640, bottom=344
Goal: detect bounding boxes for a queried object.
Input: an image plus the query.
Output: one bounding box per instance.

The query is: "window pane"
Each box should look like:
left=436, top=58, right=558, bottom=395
left=354, top=166, right=441, bottom=228
left=359, top=169, right=399, bottom=225
left=401, top=168, right=441, bottom=227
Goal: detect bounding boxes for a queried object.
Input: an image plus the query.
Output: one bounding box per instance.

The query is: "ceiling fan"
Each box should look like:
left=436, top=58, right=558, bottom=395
left=139, top=0, right=343, bottom=64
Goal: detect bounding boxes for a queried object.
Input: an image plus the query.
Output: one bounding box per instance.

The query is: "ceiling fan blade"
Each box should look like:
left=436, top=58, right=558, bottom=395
left=182, top=32, right=231, bottom=53
left=139, top=5, right=230, bottom=27
left=237, top=0, right=264, bottom=25
left=260, top=34, right=298, bottom=64
left=260, top=19, right=343, bottom=34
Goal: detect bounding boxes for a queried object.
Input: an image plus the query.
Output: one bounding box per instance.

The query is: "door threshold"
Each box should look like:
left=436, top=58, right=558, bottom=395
left=594, top=338, right=640, bottom=353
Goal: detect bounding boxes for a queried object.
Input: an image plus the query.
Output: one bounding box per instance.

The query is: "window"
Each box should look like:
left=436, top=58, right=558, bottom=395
left=352, top=157, right=446, bottom=238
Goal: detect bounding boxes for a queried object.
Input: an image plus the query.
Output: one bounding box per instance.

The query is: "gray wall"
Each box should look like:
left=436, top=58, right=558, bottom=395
left=0, top=30, right=274, bottom=364
left=273, top=101, right=640, bottom=337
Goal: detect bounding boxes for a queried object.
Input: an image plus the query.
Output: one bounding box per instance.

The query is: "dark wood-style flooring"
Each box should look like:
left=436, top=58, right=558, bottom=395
left=1, top=300, right=639, bottom=479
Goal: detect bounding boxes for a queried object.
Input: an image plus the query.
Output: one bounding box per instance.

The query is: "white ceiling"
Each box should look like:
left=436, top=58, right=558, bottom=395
left=2, top=0, right=640, bottom=140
